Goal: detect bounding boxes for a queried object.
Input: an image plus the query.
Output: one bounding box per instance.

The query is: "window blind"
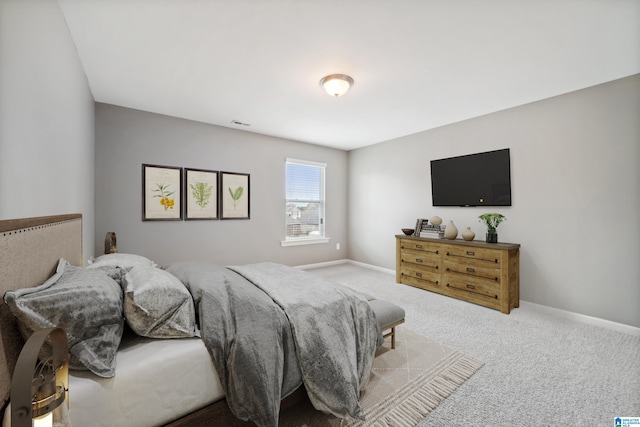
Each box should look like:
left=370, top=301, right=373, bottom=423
left=285, top=158, right=326, bottom=239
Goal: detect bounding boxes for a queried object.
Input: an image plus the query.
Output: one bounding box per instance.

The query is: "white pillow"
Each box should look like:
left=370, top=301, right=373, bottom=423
left=122, top=266, right=197, bottom=339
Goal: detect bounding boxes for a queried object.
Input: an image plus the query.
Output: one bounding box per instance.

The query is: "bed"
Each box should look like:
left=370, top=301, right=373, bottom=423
left=1, top=214, right=402, bottom=427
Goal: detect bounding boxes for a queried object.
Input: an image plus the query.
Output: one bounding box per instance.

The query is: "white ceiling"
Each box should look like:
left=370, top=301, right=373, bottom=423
left=57, top=0, right=640, bottom=151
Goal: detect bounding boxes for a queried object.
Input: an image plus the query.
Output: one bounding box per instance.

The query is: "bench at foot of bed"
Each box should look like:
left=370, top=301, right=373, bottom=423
left=368, top=299, right=405, bottom=349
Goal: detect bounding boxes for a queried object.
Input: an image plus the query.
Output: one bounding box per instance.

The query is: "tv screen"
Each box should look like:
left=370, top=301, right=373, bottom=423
left=430, top=148, right=511, bottom=207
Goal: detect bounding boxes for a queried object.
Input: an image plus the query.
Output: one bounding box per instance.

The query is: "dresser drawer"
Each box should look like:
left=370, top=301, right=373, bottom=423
left=445, top=277, right=501, bottom=310
left=401, top=275, right=444, bottom=292
left=443, top=245, right=502, bottom=268
left=400, top=248, right=440, bottom=269
left=399, top=239, right=441, bottom=255
left=400, top=263, right=440, bottom=285
left=443, top=259, right=500, bottom=284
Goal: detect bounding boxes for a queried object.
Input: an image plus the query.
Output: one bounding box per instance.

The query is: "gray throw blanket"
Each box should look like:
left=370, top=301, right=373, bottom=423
left=228, top=262, right=383, bottom=421
left=165, top=262, right=302, bottom=427
left=166, top=262, right=382, bottom=427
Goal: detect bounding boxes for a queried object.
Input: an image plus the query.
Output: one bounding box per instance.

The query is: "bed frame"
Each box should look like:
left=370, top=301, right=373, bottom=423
left=0, top=213, right=305, bottom=426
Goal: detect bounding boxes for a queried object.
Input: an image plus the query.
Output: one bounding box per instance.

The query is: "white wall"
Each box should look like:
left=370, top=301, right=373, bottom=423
left=348, top=75, right=640, bottom=328
left=95, top=104, right=348, bottom=267
left=0, top=0, right=95, bottom=262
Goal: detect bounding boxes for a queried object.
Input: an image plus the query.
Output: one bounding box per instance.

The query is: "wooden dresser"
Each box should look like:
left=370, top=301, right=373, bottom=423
left=396, top=235, right=520, bottom=314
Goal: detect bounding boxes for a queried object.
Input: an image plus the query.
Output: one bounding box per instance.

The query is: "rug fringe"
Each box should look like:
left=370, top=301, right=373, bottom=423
left=344, top=353, right=484, bottom=427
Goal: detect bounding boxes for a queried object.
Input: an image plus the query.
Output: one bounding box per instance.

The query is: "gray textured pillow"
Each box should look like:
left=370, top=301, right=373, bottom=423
left=4, top=258, right=124, bottom=377
left=122, top=266, right=197, bottom=339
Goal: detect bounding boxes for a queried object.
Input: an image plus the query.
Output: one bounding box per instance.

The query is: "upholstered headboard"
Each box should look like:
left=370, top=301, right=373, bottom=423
left=0, top=214, right=82, bottom=410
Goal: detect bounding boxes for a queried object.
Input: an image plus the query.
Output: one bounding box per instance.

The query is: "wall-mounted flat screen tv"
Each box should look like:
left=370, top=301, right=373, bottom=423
left=430, top=148, right=511, bottom=207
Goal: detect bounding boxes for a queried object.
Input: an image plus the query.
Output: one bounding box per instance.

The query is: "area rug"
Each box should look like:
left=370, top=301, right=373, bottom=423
left=280, top=326, right=484, bottom=427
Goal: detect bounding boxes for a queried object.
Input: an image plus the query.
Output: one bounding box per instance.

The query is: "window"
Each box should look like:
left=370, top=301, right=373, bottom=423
left=284, top=158, right=328, bottom=245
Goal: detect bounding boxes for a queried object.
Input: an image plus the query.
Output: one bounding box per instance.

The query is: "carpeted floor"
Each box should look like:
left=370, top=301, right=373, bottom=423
left=280, top=327, right=482, bottom=426
left=308, top=263, right=640, bottom=427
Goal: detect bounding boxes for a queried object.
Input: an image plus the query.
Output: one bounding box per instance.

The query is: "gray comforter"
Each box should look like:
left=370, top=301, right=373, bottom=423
left=166, top=261, right=382, bottom=427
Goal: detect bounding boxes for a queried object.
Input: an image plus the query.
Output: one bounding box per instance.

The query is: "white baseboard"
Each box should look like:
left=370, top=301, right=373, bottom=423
left=299, top=259, right=640, bottom=337
left=295, top=259, right=350, bottom=270
left=345, top=259, right=396, bottom=276
left=519, top=301, right=640, bottom=337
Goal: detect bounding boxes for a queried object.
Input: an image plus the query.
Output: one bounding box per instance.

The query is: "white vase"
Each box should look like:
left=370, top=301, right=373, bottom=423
left=444, top=220, right=458, bottom=240
left=462, top=227, right=475, bottom=241
left=430, top=216, right=442, bottom=226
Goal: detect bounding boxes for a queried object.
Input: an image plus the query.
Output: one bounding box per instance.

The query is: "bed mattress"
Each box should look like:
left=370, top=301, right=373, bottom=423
left=4, top=333, right=223, bottom=427
left=70, top=332, right=223, bottom=426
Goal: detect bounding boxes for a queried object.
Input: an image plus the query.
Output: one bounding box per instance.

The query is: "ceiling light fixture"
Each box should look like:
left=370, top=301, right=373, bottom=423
left=319, top=74, right=354, bottom=97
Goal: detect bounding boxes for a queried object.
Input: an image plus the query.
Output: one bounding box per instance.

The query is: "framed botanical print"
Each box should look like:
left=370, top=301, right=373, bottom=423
left=220, top=172, right=250, bottom=220
left=185, top=168, right=218, bottom=220
left=142, top=164, right=182, bottom=220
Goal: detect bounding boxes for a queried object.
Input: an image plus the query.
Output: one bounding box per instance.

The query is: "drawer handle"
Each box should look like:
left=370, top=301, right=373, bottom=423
left=466, top=251, right=475, bottom=256
left=466, top=284, right=475, bottom=290
left=416, top=272, right=422, bottom=277
left=466, top=267, right=475, bottom=273
left=416, top=244, right=423, bottom=249
left=415, top=258, right=423, bottom=263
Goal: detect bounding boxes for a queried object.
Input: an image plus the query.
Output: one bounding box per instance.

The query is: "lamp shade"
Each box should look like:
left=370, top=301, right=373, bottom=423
left=319, top=74, right=354, bottom=97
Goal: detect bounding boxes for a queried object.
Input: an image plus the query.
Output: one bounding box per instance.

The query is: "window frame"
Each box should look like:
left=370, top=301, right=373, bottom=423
left=281, top=158, right=330, bottom=247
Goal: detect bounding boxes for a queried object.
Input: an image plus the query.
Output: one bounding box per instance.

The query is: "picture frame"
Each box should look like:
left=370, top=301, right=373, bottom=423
left=220, top=171, right=250, bottom=220
left=184, top=168, right=218, bottom=220
left=142, top=164, right=183, bottom=221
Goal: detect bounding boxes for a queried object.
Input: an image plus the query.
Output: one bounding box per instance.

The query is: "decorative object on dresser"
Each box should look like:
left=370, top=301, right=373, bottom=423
left=429, top=216, right=442, bottom=226
left=413, top=218, right=427, bottom=236
left=444, top=220, right=458, bottom=240
left=401, top=228, right=414, bottom=236
left=420, top=224, right=444, bottom=239
left=415, top=218, right=444, bottom=239
left=478, top=212, right=506, bottom=243
left=462, top=227, right=475, bottom=241
left=396, top=235, right=520, bottom=314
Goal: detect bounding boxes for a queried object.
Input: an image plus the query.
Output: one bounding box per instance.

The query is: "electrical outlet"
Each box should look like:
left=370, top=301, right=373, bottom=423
left=336, top=243, right=341, bottom=250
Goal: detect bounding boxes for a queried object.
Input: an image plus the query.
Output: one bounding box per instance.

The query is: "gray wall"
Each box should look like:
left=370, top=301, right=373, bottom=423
left=0, top=0, right=95, bottom=262
left=95, top=104, right=348, bottom=267
left=348, top=74, right=640, bottom=328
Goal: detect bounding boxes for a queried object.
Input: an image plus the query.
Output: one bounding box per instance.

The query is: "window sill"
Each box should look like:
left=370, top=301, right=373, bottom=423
left=281, top=237, right=331, bottom=247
